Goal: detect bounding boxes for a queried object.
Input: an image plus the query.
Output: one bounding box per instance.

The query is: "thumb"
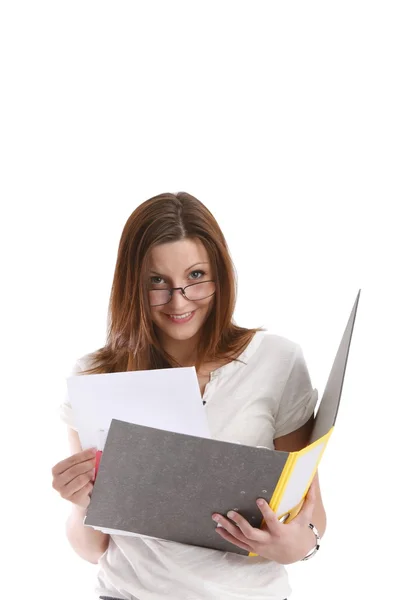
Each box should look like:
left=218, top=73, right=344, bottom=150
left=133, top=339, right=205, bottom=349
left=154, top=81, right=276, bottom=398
left=296, top=476, right=317, bottom=524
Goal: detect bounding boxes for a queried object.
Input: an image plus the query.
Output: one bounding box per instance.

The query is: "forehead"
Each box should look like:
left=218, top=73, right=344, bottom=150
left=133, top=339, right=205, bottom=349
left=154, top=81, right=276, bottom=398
left=148, top=238, right=210, bottom=272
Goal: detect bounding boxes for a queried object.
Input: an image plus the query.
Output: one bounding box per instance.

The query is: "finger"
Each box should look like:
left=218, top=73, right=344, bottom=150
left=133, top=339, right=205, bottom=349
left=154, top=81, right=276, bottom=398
left=61, top=470, right=95, bottom=499
left=212, top=515, right=251, bottom=545
left=215, top=527, right=253, bottom=552
left=308, top=475, right=318, bottom=498
left=56, top=457, right=96, bottom=488
left=292, top=478, right=317, bottom=525
left=300, top=478, right=317, bottom=522
left=69, top=481, right=93, bottom=507
left=256, top=499, right=281, bottom=536
left=225, top=511, right=266, bottom=543
left=52, top=448, right=97, bottom=476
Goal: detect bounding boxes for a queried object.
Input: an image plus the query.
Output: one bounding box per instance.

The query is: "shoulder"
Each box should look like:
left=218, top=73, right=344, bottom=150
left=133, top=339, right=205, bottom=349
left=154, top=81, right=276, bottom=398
left=247, top=330, right=301, bottom=364
left=70, top=351, right=97, bottom=375
left=228, top=331, right=305, bottom=390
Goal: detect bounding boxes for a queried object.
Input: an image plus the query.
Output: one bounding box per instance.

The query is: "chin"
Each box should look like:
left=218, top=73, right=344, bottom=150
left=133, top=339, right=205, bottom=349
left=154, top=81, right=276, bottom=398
left=166, top=328, right=201, bottom=342
left=158, top=322, right=203, bottom=342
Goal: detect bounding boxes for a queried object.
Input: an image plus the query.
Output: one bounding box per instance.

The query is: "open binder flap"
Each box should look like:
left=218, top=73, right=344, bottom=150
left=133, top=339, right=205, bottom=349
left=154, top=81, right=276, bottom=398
left=309, top=290, right=360, bottom=444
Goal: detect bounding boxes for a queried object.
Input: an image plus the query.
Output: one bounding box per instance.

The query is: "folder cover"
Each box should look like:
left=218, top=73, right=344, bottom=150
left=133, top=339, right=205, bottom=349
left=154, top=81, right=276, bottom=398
left=84, top=291, right=360, bottom=554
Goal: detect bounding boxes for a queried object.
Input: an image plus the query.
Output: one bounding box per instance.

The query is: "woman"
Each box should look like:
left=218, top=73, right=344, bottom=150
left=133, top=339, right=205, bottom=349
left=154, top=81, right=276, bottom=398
left=52, top=192, right=326, bottom=600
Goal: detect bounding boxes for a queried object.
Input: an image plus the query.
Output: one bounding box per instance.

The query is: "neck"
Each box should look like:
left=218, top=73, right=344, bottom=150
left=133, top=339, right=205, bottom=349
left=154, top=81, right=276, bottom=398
left=157, top=330, right=200, bottom=367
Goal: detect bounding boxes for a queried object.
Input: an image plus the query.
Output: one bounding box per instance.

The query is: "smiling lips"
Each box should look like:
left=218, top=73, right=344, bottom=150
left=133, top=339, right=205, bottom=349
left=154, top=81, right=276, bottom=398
left=165, top=310, right=195, bottom=324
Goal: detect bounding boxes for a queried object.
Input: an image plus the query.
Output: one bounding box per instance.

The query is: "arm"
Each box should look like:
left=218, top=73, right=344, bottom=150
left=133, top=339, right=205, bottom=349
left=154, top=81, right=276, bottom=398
left=65, top=428, right=110, bottom=564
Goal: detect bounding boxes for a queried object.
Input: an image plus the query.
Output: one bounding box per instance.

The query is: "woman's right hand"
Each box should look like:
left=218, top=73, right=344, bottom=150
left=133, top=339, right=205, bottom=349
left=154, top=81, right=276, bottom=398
left=52, top=447, right=97, bottom=509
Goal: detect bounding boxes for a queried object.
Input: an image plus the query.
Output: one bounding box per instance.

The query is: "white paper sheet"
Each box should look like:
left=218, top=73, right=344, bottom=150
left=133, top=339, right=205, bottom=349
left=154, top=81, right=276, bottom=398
left=67, top=366, right=210, bottom=449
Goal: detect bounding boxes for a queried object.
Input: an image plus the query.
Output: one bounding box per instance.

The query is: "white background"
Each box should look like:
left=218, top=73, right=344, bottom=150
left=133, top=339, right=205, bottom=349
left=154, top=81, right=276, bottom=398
left=1, top=1, right=399, bottom=598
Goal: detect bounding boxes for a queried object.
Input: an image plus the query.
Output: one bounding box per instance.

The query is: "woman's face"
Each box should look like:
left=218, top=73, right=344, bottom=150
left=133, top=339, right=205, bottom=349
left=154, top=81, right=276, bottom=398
left=147, top=238, right=215, bottom=343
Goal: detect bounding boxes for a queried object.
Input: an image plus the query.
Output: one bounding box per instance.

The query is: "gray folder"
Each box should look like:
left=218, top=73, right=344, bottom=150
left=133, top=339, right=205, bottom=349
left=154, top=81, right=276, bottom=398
left=85, top=420, right=288, bottom=554
left=84, top=290, right=360, bottom=554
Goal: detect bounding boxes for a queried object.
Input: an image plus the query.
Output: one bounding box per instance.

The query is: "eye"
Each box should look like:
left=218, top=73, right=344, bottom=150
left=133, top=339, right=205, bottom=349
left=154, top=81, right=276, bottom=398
left=150, top=276, right=165, bottom=285
left=189, top=269, right=205, bottom=280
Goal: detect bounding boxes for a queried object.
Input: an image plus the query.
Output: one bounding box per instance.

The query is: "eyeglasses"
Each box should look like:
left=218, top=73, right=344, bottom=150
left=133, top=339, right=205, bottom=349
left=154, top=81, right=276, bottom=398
left=148, top=280, right=216, bottom=307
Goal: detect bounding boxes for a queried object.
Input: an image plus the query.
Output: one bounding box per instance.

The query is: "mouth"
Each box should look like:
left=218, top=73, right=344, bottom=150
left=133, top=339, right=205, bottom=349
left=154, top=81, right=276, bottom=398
left=164, top=310, right=196, bottom=324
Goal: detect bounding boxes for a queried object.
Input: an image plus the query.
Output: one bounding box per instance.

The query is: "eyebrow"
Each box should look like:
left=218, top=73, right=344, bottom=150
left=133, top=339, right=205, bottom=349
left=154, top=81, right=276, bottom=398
left=149, top=261, right=209, bottom=275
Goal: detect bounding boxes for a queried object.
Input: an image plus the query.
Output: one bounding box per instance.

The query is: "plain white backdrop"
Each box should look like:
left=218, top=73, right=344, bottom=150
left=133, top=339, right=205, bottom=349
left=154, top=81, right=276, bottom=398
left=1, top=1, right=399, bottom=598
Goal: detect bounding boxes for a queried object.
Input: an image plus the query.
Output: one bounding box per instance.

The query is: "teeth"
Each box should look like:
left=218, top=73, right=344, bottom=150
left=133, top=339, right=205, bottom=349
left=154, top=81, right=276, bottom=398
left=168, top=311, right=193, bottom=320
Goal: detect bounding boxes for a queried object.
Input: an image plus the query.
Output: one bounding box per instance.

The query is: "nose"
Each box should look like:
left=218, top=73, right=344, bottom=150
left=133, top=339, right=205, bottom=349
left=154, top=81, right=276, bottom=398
left=168, top=287, right=192, bottom=310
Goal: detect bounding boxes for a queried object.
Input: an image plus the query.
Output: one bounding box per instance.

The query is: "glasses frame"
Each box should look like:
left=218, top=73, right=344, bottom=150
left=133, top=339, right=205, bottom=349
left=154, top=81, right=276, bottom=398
left=148, top=279, right=216, bottom=307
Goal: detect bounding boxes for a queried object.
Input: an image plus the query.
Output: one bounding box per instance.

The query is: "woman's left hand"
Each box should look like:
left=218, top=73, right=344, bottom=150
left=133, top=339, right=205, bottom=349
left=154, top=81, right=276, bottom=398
left=212, top=477, right=318, bottom=564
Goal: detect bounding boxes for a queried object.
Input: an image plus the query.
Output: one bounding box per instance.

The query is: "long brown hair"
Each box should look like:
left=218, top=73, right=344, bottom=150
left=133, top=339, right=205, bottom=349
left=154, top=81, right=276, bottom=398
left=81, top=192, right=262, bottom=375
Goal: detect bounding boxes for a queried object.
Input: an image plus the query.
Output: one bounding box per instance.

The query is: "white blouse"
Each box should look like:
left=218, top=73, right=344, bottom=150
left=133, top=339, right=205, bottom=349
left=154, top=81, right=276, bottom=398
left=60, top=331, right=318, bottom=600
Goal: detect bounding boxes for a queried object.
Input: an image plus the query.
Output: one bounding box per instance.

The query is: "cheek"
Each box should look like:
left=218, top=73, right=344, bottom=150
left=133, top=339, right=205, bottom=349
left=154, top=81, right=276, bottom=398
left=150, top=307, right=164, bottom=320
left=200, top=295, right=215, bottom=315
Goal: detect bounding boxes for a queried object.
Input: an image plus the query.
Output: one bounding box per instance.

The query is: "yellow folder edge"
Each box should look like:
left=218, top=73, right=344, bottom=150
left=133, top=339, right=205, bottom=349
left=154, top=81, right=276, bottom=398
left=248, top=427, right=333, bottom=557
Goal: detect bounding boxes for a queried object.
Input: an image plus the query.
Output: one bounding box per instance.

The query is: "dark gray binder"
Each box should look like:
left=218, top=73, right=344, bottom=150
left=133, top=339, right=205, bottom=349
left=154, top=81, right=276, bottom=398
left=84, top=290, right=360, bottom=554
left=85, top=420, right=288, bottom=554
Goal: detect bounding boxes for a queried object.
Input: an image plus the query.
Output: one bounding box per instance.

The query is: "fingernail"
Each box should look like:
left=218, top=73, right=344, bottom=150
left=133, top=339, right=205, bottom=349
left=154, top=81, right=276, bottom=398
left=257, top=499, right=265, bottom=506
left=227, top=511, right=236, bottom=519
left=212, top=515, right=220, bottom=522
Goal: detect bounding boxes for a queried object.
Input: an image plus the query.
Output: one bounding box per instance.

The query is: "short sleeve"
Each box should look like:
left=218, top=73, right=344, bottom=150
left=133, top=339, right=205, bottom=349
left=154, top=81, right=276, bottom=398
left=58, top=359, right=84, bottom=431
left=274, top=344, right=318, bottom=438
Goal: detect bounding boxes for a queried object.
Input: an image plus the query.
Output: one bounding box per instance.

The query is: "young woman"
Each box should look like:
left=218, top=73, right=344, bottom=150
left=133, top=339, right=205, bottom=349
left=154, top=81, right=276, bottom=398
left=52, top=192, right=326, bottom=600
